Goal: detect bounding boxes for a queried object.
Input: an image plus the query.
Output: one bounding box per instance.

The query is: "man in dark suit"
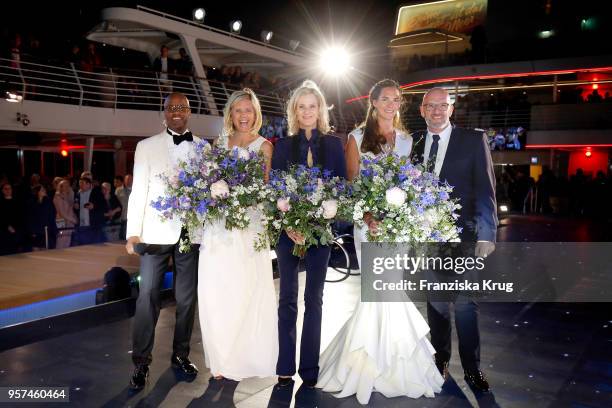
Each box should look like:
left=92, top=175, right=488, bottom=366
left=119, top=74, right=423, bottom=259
left=153, top=45, right=175, bottom=94
left=412, top=87, right=497, bottom=392
left=73, top=176, right=106, bottom=244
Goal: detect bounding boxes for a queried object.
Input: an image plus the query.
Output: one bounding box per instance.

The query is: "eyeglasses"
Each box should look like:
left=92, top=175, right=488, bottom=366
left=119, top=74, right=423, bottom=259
left=166, top=104, right=190, bottom=113
left=422, top=103, right=450, bottom=112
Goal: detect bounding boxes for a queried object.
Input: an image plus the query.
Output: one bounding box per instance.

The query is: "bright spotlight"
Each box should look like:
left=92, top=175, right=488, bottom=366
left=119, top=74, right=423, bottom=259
left=230, top=20, right=242, bottom=33
left=261, top=30, right=273, bottom=43
left=289, top=40, right=300, bottom=51
left=499, top=205, right=509, bottom=212
left=5, top=91, right=22, bottom=103
left=193, top=8, right=205, bottom=22
left=319, top=47, right=351, bottom=76
left=538, top=30, right=554, bottom=39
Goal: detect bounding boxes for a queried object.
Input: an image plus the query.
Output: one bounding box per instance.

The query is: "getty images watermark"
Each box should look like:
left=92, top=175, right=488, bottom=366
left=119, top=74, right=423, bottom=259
left=360, top=243, right=612, bottom=302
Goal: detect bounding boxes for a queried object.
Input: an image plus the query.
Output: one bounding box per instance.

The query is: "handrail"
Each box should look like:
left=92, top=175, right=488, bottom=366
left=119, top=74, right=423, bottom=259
left=135, top=5, right=304, bottom=57
left=0, top=57, right=358, bottom=132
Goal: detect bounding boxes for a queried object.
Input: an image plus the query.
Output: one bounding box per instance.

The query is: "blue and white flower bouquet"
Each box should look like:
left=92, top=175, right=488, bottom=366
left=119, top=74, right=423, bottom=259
left=351, top=153, right=461, bottom=242
left=256, top=165, right=352, bottom=257
left=151, top=141, right=271, bottom=250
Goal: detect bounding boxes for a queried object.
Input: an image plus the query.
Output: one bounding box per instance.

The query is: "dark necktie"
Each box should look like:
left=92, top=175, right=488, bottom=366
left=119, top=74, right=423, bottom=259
left=168, top=129, right=193, bottom=145
left=427, top=134, right=440, bottom=173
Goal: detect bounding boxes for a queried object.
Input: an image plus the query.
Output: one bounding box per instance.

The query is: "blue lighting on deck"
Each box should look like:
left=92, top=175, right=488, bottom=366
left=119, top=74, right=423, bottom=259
left=0, top=271, right=174, bottom=328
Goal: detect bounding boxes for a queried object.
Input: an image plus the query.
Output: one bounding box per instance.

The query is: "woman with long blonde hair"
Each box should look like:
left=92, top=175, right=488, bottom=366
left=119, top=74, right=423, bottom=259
left=197, top=88, right=278, bottom=381
left=271, top=79, right=347, bottom=388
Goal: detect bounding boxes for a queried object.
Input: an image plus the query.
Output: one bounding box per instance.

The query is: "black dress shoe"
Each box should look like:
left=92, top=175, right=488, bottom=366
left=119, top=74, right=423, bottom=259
left=435, top=360, right=449, bottom=380
left=130, top=365, right=149, bottom=390
left=277, top=376, right=294, bottom=387
left=464, top=369, right=490, bottom=392
left=171, top=354, right=198, bottom=375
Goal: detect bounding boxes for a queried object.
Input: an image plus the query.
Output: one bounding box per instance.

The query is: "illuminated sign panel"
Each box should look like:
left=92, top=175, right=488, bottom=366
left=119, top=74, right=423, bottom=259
left=395, top=0, right=488, bottom=35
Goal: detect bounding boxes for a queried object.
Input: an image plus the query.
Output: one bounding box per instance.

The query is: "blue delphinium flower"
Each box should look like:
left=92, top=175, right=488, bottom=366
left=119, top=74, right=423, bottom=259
left=420, top=192, right=436, bottom=207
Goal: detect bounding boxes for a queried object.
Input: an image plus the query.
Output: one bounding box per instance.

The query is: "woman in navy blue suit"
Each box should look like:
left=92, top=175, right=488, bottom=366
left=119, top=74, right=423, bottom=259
left=271, top=80, right=347, bottom=387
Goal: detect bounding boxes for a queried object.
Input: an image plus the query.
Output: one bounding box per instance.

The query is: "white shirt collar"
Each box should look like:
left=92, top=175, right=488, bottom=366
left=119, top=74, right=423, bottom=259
left=166, top=127, right=191, bottom=137
left=426, top=123, right=452, bottom=142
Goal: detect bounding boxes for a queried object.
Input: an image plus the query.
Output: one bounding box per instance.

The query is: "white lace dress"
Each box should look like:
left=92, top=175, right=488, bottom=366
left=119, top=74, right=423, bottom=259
left=197, top=136, right=278, bottom=380
left=317, top=128, right=443, bottom=404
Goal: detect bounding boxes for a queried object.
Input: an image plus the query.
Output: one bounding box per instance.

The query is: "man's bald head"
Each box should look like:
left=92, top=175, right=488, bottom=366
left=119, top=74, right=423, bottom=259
left=420, top=87, right=454, bottom=133
left=164, top=92, right=190, bottom=110
left=422, top=87, right=451, bottom=104
left=164, top=92, right=191, bottom=134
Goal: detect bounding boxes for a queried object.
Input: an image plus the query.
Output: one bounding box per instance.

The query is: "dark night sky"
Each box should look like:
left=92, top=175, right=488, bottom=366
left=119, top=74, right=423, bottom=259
left=3, top=0, right=611, bottom=99
left=4, top=0, right=405, bottom=68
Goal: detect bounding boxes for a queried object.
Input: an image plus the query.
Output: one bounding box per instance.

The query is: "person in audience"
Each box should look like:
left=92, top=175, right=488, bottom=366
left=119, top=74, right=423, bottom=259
left=0, top=183, right=26, bottom=254
left=80, top=42, right=101, bottom=72
left=225, top=66, right=236, bottom=83
left=153, top=45, right=174, bottom=94
left=231, top=66, right=243, bottom=86
left=25, top=35, right=43, bottom=62
left=68, top=44, right=81, bottom=65
left=9, top=33, right=22, bottom=68
left=101, top=181, right=122, bottom=241
left=219, top=65, right=231, bottom=82
left=101, top=182, right=122, bottom=223
left=241, top=72, right=254, bottom=88
left=81, top=170, right=100, bottom=188
left=27, top=185, right=57, bottom=250
left=251, top=72, right=262, bottom=90
left=53, top=179, right=77, bottom=249
left=176, top=48, right=193, bottom=76
left=49, top=176, right=63, bottom=199
left=114, top=174, right=131, bottom=239
left=30, top=173, right=41, bottom=189
left=73, top=176, right=105, bottom=245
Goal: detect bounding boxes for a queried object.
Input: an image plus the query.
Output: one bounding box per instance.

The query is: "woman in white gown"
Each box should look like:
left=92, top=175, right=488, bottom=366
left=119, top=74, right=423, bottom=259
left=317, top=79, right=444, bottom=404
left=198, top=89, right=278, bottom=381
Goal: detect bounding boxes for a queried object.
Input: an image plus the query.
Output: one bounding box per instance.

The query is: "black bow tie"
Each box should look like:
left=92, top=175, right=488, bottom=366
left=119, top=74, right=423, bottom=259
left=168, top=129, right=193, bottom=145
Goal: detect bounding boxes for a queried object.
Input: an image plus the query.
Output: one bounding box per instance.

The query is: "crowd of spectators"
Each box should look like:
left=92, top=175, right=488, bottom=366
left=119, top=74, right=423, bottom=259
left=1, top=32, right=303, bottom=117
left=0, top=171, right=132, bottom=256
left=497, top=167, right=612, bottom=218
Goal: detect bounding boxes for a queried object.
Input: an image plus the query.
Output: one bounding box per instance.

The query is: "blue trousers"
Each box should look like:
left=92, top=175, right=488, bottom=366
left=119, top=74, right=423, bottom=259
left=275, top=232, right=330, bottom=381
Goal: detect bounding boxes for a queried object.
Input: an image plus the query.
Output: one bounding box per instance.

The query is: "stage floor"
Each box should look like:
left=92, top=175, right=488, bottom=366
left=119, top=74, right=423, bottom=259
left=0, top=268, right=609, bottom=408
left=0, top=242, right=139, bottom=309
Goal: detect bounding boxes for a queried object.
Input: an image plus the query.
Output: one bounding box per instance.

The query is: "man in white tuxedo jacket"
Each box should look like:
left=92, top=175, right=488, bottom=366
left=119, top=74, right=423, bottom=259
left=125, top=92, right=200, bottom=389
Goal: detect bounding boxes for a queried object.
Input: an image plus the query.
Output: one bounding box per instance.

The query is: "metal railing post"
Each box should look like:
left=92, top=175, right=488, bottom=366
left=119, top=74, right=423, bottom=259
left=17, top=64, right=26, bottom=99
left=70, top=63, right=84, bottom=106
left=191, top=77, right=202, bottom=113
left=156, top=72, right=163, bottom=111
left=110, top=67, right=117, bottom=110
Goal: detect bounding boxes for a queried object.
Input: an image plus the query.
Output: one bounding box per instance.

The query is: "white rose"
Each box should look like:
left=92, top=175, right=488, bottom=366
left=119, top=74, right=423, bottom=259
left=386, top=187, right=407, bottom=207
left=321, top=199, right=338, bottom=219
left=211, top=180, right=230, bottom=199
left=277, top=197, right=291, bottom=212
left=233, top=147, right=250, bottom=160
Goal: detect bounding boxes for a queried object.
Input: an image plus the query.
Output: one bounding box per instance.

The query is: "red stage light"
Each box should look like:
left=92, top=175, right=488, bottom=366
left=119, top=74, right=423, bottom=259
left=585, top=150, right=592, bottom=158
left=592, top=84, right=599, bottom=90
left=60, top=149, right=69, bottom=157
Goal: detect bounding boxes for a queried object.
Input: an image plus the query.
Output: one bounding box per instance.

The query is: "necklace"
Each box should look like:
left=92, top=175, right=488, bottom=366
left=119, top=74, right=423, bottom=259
left=379, top=131, right=396, bottom=154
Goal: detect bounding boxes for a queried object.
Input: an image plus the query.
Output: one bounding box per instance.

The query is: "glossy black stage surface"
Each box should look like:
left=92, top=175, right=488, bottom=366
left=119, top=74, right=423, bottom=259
left=1, top=215, right=611, bottom=408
